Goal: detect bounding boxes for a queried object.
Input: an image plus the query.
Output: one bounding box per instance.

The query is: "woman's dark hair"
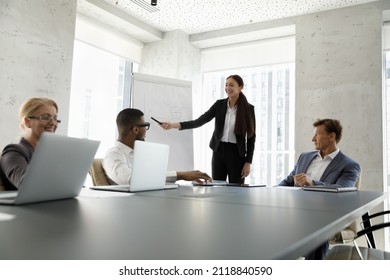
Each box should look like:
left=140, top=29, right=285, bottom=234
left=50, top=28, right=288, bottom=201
left=227, top=75, right=255, bottom=137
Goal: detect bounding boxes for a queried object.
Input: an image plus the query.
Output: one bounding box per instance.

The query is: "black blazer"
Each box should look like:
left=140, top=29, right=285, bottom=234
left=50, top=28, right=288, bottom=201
left=180, top=98, right=256, bottom=163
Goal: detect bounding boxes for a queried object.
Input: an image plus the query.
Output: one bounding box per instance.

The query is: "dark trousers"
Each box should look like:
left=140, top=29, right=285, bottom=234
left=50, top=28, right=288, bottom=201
left=212, top=142, right=245, bottom=184
left=305, top=241, right=329, bottom=260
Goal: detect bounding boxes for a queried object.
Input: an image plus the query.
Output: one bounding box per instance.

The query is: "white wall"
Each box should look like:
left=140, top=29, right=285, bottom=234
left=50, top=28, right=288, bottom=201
left=139, top=29, right=202, bottom=123
left=0, top=0, right=77, bottom=148
left=140, top=29, right=201, bottom=81
left=75, top=14, right=143, bottom=63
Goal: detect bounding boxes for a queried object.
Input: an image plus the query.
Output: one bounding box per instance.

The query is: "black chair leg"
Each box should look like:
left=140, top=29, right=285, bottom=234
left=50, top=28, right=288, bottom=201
left=362, top=213, right=376, bottom=248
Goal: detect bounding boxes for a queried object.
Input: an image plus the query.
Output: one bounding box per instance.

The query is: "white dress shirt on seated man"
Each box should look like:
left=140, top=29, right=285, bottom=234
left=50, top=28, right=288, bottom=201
left=102, top=140, right=176, bottom=185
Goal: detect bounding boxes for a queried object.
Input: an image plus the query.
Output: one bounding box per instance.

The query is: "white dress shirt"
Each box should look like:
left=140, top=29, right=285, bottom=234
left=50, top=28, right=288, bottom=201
left=220, top=103, right=237, bottom=143
left=306, top=149, right=340, bottom=181
left=102, top=141, right=177, bottom=185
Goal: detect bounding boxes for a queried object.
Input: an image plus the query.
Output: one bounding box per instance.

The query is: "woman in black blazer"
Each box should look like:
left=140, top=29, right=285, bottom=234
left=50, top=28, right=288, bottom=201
left=161, top=75, right=256, bottom=184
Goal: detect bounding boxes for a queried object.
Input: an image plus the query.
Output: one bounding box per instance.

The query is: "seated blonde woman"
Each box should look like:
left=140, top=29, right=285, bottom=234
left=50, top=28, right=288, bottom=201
left=0, top=97, right=60, bottom=190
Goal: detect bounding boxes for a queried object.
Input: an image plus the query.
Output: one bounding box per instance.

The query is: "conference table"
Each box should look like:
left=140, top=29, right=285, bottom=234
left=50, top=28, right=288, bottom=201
left=0, top=185, right=387, bottom=260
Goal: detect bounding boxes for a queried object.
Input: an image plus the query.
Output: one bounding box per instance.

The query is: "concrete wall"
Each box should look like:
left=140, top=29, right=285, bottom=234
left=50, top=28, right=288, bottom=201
left=295, top=3, right=385, bottom=193
left=0, top=0, right=77, bottom=148
left=139, top=29, right=202, bottom=117
left=295, top=1, right=389, bottom=249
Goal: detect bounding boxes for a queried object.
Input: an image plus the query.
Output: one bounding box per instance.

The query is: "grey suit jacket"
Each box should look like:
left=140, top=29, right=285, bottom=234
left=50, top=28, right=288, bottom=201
left=278, top=151, right=361, bottom=188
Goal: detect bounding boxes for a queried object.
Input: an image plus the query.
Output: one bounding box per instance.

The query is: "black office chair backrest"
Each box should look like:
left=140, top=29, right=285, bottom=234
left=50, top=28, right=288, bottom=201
left=326, top=210, right=390, bottom=260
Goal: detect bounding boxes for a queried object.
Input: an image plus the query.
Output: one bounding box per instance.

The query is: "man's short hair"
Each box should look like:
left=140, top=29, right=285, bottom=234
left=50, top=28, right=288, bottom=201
left=313, top=118, right=343, bottom=143
left=116, top=108, right=144, bottom=136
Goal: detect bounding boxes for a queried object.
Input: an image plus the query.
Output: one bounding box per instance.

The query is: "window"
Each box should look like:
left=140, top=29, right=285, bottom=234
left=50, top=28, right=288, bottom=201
left=383, top=22, right=390, bottom=251
left=68, top=40, right=136, bottom=158
left=197, top=64, right=295, bottom=186
left=384, top=50, right=390, bottom=251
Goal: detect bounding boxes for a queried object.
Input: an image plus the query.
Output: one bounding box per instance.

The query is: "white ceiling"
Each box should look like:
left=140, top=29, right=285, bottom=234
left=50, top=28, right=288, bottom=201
left=77, top=0, right=380, bottom=46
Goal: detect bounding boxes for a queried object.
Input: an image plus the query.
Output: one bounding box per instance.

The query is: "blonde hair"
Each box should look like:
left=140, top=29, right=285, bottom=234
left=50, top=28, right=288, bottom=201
left=19, top=97, right=59, bottom=129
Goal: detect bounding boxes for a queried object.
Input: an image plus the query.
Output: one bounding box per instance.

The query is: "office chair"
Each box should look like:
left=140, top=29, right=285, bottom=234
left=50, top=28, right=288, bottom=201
left=89, top=158, right=110, bottom=186
left=326, top=210, right=390, bottom=260
left=330, top=174, right=361, bottom=244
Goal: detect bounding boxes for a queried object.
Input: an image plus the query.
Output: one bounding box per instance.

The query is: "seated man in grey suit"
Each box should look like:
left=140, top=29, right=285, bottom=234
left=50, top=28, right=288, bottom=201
left=279, top=118, right=361, bottom=260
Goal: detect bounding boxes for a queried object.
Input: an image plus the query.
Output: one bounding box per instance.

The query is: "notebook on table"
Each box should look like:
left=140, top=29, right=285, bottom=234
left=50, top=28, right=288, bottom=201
left=0, top=133, right=100, bottom=205
left=192, top=180, right=266, bottom=188
left=91, top=140, right=178, bottom=193
left=192, top=180, right=239, bottom=186
left=302, top=185, right=357, bottom=193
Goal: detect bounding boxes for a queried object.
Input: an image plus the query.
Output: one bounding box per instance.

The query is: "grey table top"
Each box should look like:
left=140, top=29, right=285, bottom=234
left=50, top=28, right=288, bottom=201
left=0, top=185, right=387, bottom=260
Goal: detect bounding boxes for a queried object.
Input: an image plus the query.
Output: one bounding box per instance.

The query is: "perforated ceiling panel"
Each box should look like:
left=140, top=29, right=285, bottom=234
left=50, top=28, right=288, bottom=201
left=95, top=0, right=378, bottom=34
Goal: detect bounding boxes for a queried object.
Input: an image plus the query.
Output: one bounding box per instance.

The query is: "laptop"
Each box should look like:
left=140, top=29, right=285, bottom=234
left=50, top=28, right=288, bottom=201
left=0, top=133, right=100, bottom=205
left=91, top=140, right=178, bottom=193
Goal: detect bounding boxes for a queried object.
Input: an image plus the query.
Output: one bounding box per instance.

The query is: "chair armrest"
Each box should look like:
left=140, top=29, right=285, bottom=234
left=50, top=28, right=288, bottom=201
left=362, top=210, right=390, bottom=223
left=356, top=222, right=390, bottom=239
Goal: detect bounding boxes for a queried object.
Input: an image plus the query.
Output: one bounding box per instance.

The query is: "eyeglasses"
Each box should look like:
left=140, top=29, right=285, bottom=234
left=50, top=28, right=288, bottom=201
left=136, top=122, right=150, bottom=130
left=28, top=115, right=61, bottom=123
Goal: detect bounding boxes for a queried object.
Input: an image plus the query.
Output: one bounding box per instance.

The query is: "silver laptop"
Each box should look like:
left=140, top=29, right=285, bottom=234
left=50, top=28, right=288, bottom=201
left=91, top=140, right=177, bottom=192
left=0, top=133, right=100, bottom=205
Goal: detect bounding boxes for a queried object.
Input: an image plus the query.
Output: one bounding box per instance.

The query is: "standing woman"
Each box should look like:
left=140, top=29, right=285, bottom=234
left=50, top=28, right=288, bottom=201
left=0, top=97, right=60, bottom=190
left=161, top=75, right=256, bottom=184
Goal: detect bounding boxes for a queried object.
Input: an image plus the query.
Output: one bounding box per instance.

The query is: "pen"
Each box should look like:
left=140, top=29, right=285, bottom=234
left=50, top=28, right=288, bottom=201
left=151, top=117, right=162, bottom=125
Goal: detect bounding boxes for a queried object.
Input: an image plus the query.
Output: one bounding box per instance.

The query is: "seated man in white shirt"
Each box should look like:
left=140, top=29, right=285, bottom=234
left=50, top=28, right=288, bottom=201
left=103, top=108, right=212, bottom=185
